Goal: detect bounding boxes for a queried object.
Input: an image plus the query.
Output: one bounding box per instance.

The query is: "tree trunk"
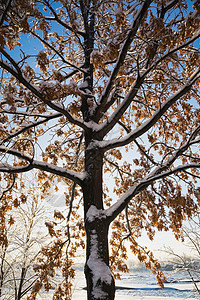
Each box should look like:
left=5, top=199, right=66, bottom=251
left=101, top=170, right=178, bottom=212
left=17, top=267, right=26, bottom=300
left=83, top=144, right=115, bottom=299
left=84, top=217, right=115, bottom=300
left=0, top=246, right=6, bottom=298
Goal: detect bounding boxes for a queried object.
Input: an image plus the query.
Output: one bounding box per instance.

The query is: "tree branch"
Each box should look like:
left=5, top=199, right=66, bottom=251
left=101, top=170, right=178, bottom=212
left=105, top=123, right=200, bottom=222
left=0, top=113, right=62, bottom=144
left=0, top=173, right=15, bottom=201
left=0, top=56, right=88, bottom=131
left=0, top=0, right=12, bottom=26
left=43, top=0, right=85, bottom=37
left=0, top=146, right=85, bottom=186
left=105, top=162, right=200, bottom=223
left=94, top=0, right=152, bottom=120
left=29, top=31, right=86, bottom=74
left=96, top=67, right=200, bottom=151
left=0, top=46, right=22, bottom=75
left=149, top=132, right=200, bottom=179
left=98, top=28, right=200, bottom=137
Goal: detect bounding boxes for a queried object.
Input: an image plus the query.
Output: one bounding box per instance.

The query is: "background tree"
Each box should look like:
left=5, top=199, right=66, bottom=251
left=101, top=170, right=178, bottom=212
left=164, top=213, right=200, bottom=299
left=0, top=175, right=50, bottom=300
left=0, top=0, right=200, bottom=299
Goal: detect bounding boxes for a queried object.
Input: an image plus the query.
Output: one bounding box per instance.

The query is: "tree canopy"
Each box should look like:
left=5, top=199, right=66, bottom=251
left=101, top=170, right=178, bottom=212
left=0, top=0, right=200, bottom=299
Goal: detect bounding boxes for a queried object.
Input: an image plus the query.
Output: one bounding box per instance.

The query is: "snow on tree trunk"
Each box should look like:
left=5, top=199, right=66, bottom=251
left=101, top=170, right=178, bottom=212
left=84, top=206, right=115, bottom=300
left=83, top=144, right=115, bottom=299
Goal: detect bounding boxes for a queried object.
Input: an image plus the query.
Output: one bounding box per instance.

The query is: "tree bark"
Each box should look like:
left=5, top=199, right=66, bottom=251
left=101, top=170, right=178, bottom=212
left=84, top=217, right=115, bottom=300
left=83, top=140, right=115, bottom=299
left=17, top=267, right=26, bottom=300
left=0, top=246, right=6, bottom=298
left=83, top=145, right=104, bottom=212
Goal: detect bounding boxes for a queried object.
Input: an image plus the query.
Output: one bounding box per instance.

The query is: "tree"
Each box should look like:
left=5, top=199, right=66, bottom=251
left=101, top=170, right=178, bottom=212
left=0, top=0, right=200, bottom=299
left=164, top=213, right=200, bottom=298
left=0, top=176, right=49, bottom=300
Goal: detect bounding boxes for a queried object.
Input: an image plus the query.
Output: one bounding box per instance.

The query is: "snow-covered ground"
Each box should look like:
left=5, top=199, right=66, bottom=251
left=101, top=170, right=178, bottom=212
left=36, top=266, right=199, bottom=299
left=70, top=266, right=199, bottom=299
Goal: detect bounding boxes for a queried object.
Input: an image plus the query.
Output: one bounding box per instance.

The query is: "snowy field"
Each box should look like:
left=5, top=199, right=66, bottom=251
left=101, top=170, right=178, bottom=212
left=70, top=267, right=199, bottom=299
left=37, top=266, right=200, bottom=299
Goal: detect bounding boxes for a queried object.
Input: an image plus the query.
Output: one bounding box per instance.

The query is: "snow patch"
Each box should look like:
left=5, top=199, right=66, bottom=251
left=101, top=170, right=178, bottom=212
left=87, top=230, right=113, bottom=298
left=39, top=80, right=56, bottom=90
left=86, top=139, right=109, bottom=150
left=86, top=205, right=106, bottom=222
left=83, top=121, right=101, bottom=132
left=78, top=81, right=89, bottom=89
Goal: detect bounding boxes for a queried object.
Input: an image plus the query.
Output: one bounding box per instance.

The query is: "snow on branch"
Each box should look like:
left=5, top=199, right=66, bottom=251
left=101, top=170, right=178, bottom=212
left=97, top=67, right=200, bottom=152
left=105, top=163, right=200, bottom=223
left=105, top=120, right=200, bottom=222
left=94, top=0, right=152, bottom=119
left=0, top=57, right=88, bottom=131
left=0, top=146, right=85, bottom=186
left=0, top=163, right=33, bottom=174
left=43, top=0, right=85, bottom=37
left=32, top=160, right=86, bottom=185
left=1, top=113, right=62, bottom=144
left=98, top=28, right=200, bottom=137
left=0, top=146, right=34, bottom=162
